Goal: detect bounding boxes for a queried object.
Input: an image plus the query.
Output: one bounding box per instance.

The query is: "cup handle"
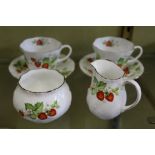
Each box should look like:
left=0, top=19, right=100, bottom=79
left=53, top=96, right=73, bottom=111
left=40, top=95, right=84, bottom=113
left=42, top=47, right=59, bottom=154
left=57, top=44, right=72, bottom=63
left=121, top=79, right=142, bottom=112
left=127, top=45, right=143, bottom=64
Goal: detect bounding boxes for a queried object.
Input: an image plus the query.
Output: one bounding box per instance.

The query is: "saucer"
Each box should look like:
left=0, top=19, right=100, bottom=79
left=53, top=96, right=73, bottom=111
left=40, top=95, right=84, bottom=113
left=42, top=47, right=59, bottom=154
left=9, top=54, right=75, bottom=79
left=79, top=53, right=144, bottom=79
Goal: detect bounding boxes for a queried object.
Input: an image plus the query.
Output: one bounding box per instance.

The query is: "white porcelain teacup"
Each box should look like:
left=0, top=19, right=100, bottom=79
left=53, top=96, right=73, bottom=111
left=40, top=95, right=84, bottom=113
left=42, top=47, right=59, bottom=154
left=20, top=37, right=72, bottom=69
left=93, top=36, right=143, bottom=64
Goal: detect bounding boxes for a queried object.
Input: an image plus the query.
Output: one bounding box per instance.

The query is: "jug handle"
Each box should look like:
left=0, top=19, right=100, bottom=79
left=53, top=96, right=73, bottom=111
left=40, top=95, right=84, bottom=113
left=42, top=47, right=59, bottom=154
left=121, top=79, right=142, bottom=112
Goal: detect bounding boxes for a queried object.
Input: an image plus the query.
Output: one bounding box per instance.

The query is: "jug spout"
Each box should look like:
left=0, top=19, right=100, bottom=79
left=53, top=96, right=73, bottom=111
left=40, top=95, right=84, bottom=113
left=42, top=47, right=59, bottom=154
left=90, top=60, right=124, bottom=80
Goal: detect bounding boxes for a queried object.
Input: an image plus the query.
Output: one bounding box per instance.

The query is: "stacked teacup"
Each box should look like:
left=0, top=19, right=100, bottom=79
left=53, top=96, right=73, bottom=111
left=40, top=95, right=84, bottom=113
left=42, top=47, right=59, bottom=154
left=93, top=36, right=143, bottom=68
left=20, top=36, right=72, bottom=70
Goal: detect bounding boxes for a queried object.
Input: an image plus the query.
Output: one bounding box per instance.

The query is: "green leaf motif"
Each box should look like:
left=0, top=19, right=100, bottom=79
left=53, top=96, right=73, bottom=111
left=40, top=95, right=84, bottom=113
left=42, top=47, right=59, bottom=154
left=51, top=100, right=59, bottom=108
left=13, top=60, right=27, bottom=72
left=97, top=81, right=106, bottom=88
left=91, top=88, right=97, bottom=95
left=34, top=102, right=44, bottom=113
left=30, top=113, right=37, bottom=119
left=25, top=102, right=43, bottom=114
left=93, top=76, right=98, bottom=84
left=112, top=88, right=119, bottom=95
left=42, top=57, right=50, bottom=63
left=117, top=58, right=127, bottom=65
left=25, top=103, right=34, bottom=110
left=50, top=57, right=57, bottom=64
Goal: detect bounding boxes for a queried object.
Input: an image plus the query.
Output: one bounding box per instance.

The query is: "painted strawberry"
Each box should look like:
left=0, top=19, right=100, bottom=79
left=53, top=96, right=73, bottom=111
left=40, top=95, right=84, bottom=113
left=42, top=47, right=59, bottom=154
left=36, top=39, right=43, bottom=45
left=105, top=92, right=114, bottom=102
left=19, top=110, right=24, bottom=117
left=31, top=57, right=36, bottom=62
left=38, top=113, right=47, bottom=120
left=35, top=62, right=41, bottom=68
left=87, top=58, right=93, bottom=63
left=42, top=63, right=49, bottom=69
left=105, top=40, right=112, bottom=47
left=123, top=67, right=129, bottom=75
left=48, top=109, right=57, bottom=116
left=96, top=91, right=105, bottom=101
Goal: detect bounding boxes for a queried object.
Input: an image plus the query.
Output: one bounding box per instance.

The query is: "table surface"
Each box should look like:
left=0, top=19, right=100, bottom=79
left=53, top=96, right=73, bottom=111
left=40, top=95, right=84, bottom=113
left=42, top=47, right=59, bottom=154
left=0, top=54, right=155, bottom=129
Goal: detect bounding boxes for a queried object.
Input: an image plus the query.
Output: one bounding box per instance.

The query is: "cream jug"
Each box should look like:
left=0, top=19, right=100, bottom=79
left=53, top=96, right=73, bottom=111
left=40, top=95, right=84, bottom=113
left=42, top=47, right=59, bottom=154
left=86, top=59, right=141, bottom=120
left=13, top=69, right=72, bottom=123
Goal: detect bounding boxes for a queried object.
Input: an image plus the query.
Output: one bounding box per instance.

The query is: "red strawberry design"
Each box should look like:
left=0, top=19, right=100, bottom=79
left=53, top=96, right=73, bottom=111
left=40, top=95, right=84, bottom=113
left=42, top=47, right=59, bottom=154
left=48, top=109, right=57, bottom=116
left=123, top=67, right=129, bottom=75
left=38, top=113, right=47, bottom=120
left=96, top=91, right=104, bottom=101
left=42, top=63, right=49, bottom=69
left=31, top=57, right=36, bottom=62
left=35, top=62, right=41, bottom=68
left=105, top=92, right=114, bottom=102
left=19, top=110, right=24, bottom=117
left=36, top=39, right=43, bottom=45
left=105, top=40, right=112, bottom=47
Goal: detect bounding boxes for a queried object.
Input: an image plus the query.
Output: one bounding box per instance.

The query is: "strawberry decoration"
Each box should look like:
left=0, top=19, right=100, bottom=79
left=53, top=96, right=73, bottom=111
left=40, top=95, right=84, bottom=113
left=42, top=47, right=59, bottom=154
left=14, top=60, right=28, bottom=73
left=96, top=91, right=105, bottom=101
left=42, top=63, right=49, bottom=69
left=123, top=67, right=129, bottom=75
left=36, top=39, right=43, bottom=45
left=105, top=40, right=112, bottom=47
left=35, top=62, right=41, bottom=68
left=38, top=113, right=47, bottom=120
left=48, top=109, right=57, bottom=116
left=90, top=77, right=119, bottom=103
left=105, top=92, right=114, bottom=102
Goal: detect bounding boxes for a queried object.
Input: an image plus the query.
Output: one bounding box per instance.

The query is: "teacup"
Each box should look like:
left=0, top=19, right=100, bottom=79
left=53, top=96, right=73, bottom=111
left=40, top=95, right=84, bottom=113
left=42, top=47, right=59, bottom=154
left=93, top=36, right=143, bottom=64
left=20, top=37, right=72, bottom=69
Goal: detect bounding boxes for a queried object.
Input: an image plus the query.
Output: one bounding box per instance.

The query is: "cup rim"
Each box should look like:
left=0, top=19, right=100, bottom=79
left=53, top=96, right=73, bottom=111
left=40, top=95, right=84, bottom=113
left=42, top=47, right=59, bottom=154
left=93, top=36, right=134, bottom=52
left=18, top=69, right=65, bottom=93
left=20, top=36, right=62, bottom=54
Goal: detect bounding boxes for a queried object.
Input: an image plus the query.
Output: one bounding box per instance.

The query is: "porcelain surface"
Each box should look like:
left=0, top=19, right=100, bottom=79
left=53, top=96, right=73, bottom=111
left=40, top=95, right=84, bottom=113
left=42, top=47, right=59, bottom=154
left=20, top=37, right=72, bottom=69
left=79, top=53, right=144, bottom=79
left=13, top=69, right=72, bottom=123
left=86, top=59, right=142, bottom=120
left=93, top=36, right=143, bottom=63
left=9, top=54, right=75, bottom=79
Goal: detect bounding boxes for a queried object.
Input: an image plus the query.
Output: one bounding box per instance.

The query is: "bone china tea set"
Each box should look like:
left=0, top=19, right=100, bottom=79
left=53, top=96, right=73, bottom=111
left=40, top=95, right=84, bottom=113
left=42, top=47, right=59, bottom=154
left=9, top=36, right=144, bottom=123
